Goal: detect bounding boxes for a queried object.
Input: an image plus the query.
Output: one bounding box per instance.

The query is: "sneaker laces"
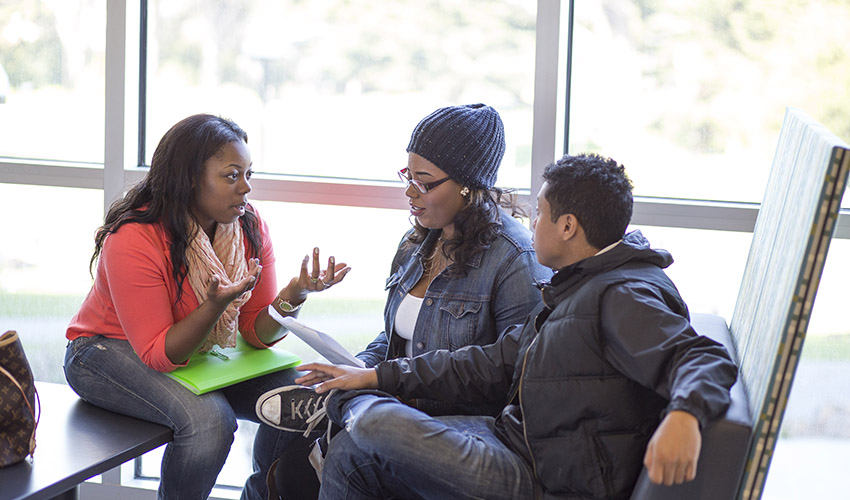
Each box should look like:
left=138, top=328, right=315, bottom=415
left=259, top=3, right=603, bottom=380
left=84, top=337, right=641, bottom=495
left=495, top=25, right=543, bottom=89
left=291, top=390, right=334, bottom=437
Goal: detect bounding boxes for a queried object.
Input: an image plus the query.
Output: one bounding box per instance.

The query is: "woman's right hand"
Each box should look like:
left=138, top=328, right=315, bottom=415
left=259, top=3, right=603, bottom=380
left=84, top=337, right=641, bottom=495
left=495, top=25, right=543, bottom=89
left=166, top=258, right=261, bottom=364
left=206, top=258, right=261, bottom=306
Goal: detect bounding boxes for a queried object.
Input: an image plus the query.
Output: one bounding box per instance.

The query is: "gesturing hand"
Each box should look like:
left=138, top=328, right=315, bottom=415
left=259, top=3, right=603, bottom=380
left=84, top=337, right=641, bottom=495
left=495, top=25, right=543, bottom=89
left=286, top=247, right=352, bottom=300
left=206, top=258, right=262, bottom=306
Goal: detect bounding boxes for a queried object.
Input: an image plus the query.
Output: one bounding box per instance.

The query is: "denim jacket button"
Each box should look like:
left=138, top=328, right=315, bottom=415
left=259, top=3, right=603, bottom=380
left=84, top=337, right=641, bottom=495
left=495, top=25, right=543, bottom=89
left=425, top=298, right=433, bottom=306
left=416, top=342, right=425, bottom=350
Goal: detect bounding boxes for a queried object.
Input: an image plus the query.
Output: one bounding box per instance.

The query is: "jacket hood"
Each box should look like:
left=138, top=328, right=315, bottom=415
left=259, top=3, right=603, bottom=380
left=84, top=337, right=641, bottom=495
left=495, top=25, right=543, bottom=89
left=542, top=230, right=673, bottom=306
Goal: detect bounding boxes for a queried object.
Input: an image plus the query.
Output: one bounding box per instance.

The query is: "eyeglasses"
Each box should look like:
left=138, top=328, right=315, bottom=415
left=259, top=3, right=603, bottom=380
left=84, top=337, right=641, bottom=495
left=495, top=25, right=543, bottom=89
left=398, top=167, right=451, bottom=194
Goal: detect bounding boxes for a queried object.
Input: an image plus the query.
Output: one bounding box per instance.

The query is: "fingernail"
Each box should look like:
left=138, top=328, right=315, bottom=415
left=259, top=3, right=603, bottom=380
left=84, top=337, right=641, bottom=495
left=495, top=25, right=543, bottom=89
left=314, top=247, right=319, bottom=253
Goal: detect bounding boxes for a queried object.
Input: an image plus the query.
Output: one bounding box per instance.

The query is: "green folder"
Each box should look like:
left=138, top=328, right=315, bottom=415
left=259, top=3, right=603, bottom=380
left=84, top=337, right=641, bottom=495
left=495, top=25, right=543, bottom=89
left=165, top=336, right=301, bottom=395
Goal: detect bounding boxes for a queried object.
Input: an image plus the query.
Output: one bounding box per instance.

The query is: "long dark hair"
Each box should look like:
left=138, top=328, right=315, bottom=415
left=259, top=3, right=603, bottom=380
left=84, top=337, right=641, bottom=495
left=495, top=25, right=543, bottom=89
left=407, top=188, right=528, bottom=276
left=90, top=114, right=262, bottom=300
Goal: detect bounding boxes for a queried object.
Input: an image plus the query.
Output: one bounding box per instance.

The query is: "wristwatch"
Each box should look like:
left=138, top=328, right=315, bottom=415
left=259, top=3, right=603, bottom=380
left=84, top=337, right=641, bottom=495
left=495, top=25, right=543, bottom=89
left=277, top=296, right=304, bottom=313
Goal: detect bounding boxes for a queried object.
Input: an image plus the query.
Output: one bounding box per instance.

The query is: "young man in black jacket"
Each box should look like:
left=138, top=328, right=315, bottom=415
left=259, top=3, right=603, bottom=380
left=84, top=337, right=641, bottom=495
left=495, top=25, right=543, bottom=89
left=258, top=153, right=738, bottom=499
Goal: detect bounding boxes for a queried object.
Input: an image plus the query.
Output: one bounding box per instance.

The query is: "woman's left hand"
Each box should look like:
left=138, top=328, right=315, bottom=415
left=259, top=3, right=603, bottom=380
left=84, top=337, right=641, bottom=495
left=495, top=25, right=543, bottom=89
left=286, top=247, right=351, bottom=301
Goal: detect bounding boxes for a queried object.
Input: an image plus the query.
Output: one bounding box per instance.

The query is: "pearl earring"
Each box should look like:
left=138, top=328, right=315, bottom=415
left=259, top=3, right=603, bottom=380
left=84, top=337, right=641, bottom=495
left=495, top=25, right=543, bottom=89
left=460, top=187, right=470, bottom=196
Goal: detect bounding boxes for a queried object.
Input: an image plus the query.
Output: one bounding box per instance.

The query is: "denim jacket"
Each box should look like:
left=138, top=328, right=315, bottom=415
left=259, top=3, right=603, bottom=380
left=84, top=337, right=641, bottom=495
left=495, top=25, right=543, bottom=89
left=357, top=210, right=552, bottom=416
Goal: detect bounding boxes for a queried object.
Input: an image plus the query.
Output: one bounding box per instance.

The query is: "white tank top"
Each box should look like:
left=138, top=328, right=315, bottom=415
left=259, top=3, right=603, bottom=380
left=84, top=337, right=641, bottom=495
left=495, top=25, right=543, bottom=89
left=394, top=294, right=423, bottom=358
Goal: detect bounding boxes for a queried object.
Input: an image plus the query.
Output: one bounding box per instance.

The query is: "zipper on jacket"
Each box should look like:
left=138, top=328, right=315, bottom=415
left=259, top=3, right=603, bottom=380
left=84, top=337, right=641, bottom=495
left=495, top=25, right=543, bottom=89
left=518, top=332, right=541, bottom=498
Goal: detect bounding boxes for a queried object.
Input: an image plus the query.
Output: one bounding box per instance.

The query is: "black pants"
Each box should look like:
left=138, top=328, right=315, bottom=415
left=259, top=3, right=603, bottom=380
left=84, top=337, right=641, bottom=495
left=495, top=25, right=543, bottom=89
left=269, top=433, right=321, bottom=500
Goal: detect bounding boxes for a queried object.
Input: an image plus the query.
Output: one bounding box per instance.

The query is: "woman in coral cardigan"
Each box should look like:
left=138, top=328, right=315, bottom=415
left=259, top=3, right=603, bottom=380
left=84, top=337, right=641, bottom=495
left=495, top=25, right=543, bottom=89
left=65, top=113, right=349, bottom=500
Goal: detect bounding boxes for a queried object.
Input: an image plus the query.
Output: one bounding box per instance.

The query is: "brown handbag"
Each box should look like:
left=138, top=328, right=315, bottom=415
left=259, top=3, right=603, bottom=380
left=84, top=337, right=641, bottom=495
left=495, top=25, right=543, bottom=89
left=0, top=330, right=40, bottom=467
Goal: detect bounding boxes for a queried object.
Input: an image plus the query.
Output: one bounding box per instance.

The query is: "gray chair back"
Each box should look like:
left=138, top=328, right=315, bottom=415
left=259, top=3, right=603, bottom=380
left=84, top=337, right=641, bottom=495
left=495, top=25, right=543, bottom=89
left=631, top=107, right=850, bottom=500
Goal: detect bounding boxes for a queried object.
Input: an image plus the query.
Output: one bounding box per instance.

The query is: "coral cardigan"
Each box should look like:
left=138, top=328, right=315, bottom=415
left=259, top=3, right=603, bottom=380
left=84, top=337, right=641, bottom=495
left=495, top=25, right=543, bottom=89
left=67, top=213, right=277, bottom=372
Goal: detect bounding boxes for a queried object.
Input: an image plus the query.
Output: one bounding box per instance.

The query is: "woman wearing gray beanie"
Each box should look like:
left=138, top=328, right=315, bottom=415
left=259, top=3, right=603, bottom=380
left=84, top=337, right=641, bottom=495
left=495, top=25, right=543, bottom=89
left=261, top=103, right=552, bottom=500
left=357, top=103, right=552, bottom=413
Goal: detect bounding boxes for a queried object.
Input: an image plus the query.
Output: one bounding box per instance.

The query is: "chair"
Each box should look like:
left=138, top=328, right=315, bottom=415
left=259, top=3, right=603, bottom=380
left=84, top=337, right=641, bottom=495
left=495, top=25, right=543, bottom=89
left=630, top=108, right=850, bottom=500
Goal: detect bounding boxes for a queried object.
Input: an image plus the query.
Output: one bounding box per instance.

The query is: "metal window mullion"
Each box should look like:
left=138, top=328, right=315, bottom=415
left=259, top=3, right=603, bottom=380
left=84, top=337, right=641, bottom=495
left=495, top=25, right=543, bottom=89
left=104, top=0, right=127, bottom=217
left=632, top=197, right=759, bottom=233
left=530, top=0, right=562, bottom=213
left=562, top=0, right=574, bottom=157
left=137, top=0, right=148, bottom=167
left=6, top=159, right=845, bottom=236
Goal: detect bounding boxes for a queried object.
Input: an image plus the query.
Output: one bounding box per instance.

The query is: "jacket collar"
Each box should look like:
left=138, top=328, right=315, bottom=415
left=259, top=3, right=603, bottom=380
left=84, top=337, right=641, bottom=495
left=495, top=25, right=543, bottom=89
left=538, top=230, right=672, bottom=308
left=415, top=230, right=485, bottom=269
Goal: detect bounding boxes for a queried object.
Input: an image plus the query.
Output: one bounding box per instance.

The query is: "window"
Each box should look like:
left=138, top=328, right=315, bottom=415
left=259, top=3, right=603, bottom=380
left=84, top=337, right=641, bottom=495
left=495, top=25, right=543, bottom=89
left=0, top=183, right=101, bottom=382
left=0, top=1, right=105, bottom=163
left=567, top=1, right=850, bottom=203
left=627, top=224, right=751, bottom=319
left=144, top=0, right=537, bottom=188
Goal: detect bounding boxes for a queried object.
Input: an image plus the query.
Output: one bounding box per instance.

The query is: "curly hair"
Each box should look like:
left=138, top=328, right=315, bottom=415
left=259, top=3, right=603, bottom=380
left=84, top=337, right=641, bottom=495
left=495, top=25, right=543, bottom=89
left=90, top=114, right=262, bottom=301
left=542, top=153, right=633, bottom=249
left=406, top=188, right=528, bottom=276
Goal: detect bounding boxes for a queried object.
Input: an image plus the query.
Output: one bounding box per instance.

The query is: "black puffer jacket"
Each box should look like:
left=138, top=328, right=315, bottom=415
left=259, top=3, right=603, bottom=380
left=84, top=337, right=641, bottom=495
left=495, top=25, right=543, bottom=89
left=376, top=231, right=738, bottom=499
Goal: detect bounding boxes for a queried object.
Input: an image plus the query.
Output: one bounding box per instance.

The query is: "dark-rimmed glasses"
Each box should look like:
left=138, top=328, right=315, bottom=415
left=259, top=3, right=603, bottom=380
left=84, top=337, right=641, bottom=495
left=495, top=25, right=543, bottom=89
left=398, top=167, right=451, bottom=194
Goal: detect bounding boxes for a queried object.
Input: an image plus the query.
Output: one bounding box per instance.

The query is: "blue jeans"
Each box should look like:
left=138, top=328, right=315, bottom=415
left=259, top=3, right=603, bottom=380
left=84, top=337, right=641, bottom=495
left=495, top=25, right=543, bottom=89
left=64, top=335, right=300, bottom=500
left=319, top=392, right=536, bottom=500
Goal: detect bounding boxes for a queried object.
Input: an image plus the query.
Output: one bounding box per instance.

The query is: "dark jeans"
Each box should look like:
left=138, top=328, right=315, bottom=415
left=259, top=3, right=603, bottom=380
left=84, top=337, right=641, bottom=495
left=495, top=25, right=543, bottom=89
left=64, top=335, right=302, bottom=500
left=319, top=391, right=536, bottom=499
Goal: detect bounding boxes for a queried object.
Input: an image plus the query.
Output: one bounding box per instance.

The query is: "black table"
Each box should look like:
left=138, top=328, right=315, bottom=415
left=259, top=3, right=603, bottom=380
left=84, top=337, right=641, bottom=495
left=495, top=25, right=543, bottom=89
left=0, top=382, right=173, bottom=500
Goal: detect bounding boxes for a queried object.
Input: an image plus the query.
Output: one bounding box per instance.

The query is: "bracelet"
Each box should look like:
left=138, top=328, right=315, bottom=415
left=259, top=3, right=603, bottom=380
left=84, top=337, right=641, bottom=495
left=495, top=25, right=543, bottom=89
left=277, top=295, right=304, bottom=313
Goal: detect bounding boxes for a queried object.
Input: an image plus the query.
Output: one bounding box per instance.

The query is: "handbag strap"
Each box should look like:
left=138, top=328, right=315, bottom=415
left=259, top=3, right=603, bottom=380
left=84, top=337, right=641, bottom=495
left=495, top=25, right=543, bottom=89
left=0, top=364, right=41, bottom=456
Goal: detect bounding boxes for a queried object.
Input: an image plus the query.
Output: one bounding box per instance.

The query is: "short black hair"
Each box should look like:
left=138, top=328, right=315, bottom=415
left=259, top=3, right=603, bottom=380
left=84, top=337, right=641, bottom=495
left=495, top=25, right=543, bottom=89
left=541, top=153, right=633, bottom=249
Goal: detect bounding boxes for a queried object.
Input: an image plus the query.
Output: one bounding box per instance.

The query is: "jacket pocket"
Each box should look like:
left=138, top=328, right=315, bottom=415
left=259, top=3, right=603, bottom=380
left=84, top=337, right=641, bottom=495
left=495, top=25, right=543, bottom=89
left=592, top=429, right=647, bottom=498
left=440, top=300, right=483, bottom=349
left=530, top=429, right=607, bottom=499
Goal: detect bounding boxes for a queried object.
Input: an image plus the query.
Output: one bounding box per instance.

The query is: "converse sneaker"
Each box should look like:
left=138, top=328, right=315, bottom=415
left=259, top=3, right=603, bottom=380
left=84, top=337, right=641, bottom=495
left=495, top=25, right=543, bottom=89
left=255, top=385, right=335, bottom=436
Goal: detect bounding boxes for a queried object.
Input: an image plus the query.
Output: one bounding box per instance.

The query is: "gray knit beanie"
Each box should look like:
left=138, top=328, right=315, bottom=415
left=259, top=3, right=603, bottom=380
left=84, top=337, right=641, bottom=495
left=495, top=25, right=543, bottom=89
left=406, top=103, right=505, bottom=189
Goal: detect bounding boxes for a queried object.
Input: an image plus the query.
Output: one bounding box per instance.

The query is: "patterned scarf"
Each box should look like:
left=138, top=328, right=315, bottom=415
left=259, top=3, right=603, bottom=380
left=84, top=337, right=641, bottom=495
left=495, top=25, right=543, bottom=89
left=185, top=219, right=251, bottom=352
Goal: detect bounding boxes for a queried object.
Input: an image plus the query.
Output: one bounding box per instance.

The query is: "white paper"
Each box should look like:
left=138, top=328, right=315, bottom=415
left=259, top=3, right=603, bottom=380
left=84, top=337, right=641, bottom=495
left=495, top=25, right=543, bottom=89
left=268, top=305, right=366, bottom=367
